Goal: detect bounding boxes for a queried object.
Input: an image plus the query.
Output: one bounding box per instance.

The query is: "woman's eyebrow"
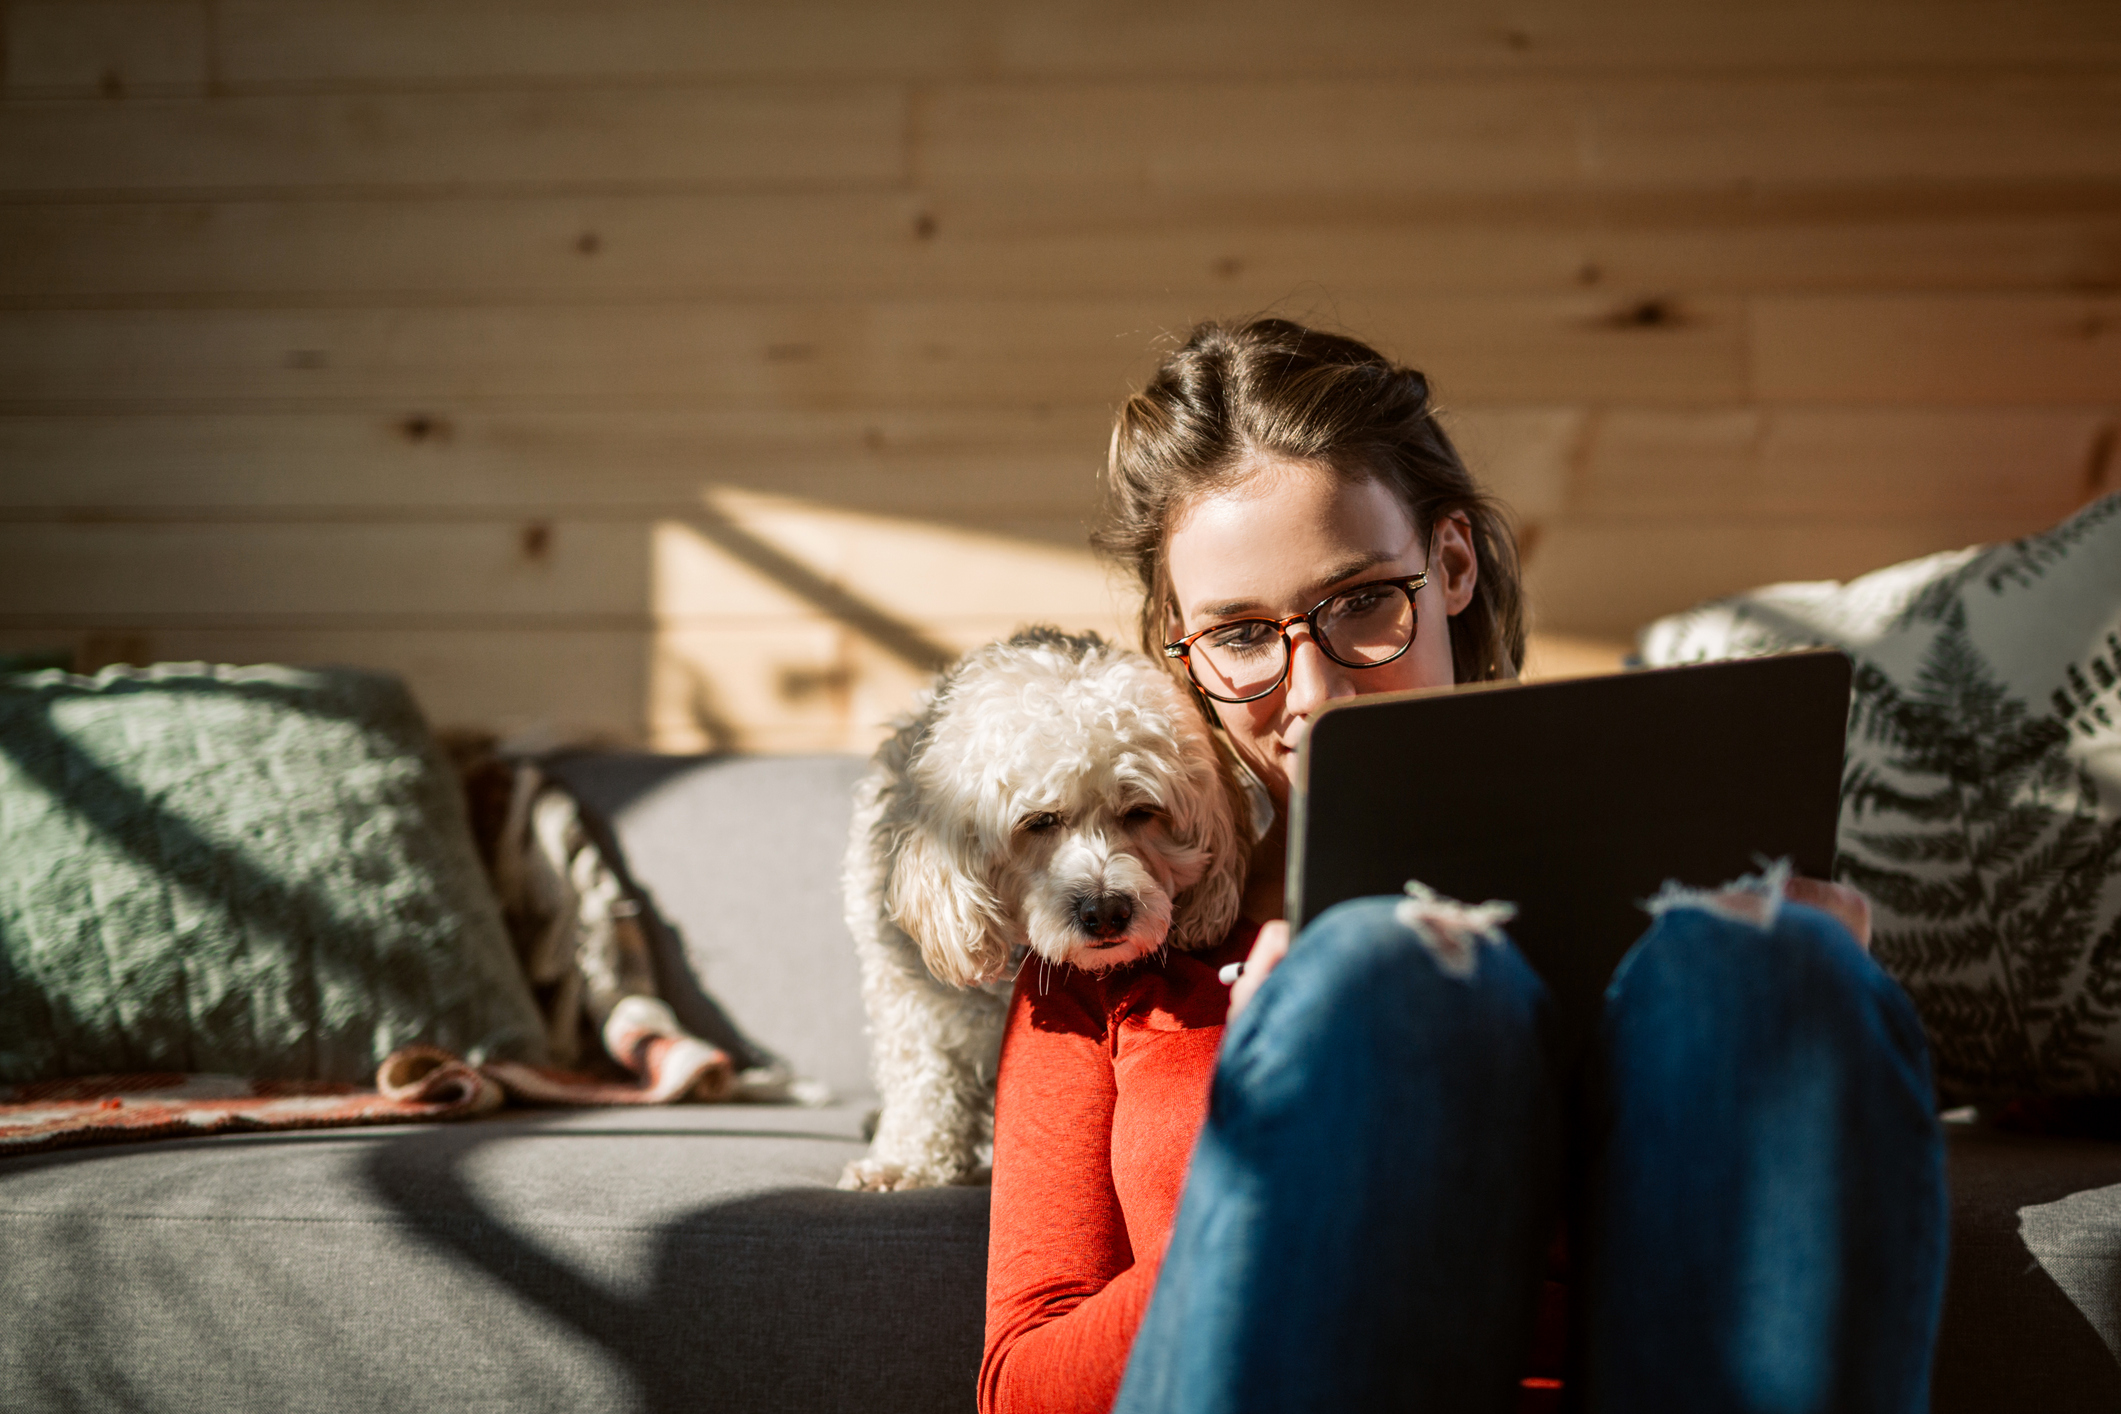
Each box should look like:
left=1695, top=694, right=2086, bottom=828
left=1191, top=549, right=1398, bottom=621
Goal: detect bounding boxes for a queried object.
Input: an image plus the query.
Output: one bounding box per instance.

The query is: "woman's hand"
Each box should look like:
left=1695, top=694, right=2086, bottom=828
left=1227, top=920, right=1290, bottom=1022
left=1785, top=876, right=1872, bottom=950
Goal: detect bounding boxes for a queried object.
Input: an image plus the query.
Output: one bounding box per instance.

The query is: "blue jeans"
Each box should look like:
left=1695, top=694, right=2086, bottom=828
left=1112, top=894, right=1947, bottom=1414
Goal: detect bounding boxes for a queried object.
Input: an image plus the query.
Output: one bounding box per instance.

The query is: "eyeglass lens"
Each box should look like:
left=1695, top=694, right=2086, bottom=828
left=1189, top=582, right=1416, bottom=701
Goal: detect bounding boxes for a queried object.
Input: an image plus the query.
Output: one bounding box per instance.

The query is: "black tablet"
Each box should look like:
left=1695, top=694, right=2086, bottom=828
left=1286, top=651, right=1852, bottom=1030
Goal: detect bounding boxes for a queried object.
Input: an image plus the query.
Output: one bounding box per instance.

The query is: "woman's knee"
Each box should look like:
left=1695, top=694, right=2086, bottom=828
left=1216, top=891, right=1559, bottom=1160
left=1232, top=893, right=1551, bottom=1078
left=1607, top=891, right=1931, bottom=1085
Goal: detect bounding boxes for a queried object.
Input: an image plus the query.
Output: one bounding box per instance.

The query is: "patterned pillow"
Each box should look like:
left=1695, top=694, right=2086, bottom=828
left=1638, top=494, right=2121, bottom=1099
left=0, top=664, right=548, bottom=1084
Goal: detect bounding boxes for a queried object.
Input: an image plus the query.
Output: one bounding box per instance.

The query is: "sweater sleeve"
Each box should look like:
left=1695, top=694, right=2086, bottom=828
left=979, top=972, right=1159, bottom=1414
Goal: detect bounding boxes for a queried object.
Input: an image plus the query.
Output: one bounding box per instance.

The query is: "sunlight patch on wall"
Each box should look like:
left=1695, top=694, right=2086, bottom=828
left=648, top=488, right=1134, bottom=753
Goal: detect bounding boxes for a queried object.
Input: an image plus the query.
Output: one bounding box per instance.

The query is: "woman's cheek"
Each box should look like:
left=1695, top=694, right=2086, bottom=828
left=1217, top=701, right=1292, bottom=805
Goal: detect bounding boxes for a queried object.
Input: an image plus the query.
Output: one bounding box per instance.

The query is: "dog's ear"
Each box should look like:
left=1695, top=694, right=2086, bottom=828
left=1167, top=736, right=1251, bottom=950
left=887, top=824, right=1013, bottom=989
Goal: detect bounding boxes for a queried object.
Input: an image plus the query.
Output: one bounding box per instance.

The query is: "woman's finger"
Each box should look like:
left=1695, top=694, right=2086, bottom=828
left=1227, top=920, right=1290, bottom=1021
left=1784, top=876, right=1872, bottom=951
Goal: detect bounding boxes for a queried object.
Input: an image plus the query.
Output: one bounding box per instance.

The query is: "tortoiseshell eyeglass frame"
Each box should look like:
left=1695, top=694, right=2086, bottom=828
left=1162, top=570, right=1430, bottom=705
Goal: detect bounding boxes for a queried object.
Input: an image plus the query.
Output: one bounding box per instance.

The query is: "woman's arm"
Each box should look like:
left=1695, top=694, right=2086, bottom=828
left=980, top=976, right=1160, bottom=1414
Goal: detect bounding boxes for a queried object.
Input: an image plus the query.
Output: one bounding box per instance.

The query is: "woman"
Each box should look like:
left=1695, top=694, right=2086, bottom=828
left=978, top=318, right=1946, bottom=1414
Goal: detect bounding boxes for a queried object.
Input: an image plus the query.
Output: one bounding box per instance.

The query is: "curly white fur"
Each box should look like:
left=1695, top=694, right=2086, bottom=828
left=839, top=626, right=1249, bottom=1191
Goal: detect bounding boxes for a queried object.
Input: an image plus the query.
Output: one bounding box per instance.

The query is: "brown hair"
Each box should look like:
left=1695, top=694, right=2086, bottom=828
left=1093, top=317, right=1525, bottom=683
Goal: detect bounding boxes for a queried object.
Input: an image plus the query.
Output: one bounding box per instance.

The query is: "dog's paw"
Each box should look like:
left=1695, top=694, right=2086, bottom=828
left=839, top=1157, right=919, bottom=1191
left=837, top=1156, right=987, bottom=1191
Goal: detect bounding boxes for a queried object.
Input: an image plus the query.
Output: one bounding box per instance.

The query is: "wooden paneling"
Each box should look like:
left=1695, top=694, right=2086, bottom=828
left=0, top=193, right=928, bottom=303
left=921, top=77, right=2121, bottom=195
left=3, top=1, right=209, bottom=94
left=1571, top=408, right=2109, bottom=519
left=0, top=407, right=1112, bottom=519
left=0, top=521, right=657, bottom=618
left=1524, top=516, right=2066, bottom=639
left=184, top=1, right=2121, bottom=87
left=0, top=622, right=653, bottom=742
left=1754, top=296, right=2121, bottom=404
left=14, top=193, right=2120, bottom=304
left=0, top=512, right=1123, bottom=623
left=989, top=1, right=2121, bottom=77
left=0, top=85, right=905, bottom=194
left=4, top=0, right=2118, bottom=748
left=0, top=294, right=1748, bottom=409
left=212, top=0, right=985, bottom=87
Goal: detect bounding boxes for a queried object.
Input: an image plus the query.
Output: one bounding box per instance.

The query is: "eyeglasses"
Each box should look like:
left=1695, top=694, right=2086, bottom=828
left=1163, top=571, right=1428, bottom=704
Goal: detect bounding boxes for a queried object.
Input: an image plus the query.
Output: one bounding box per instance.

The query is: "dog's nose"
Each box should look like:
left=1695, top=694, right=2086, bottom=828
left=1076, top=892, right=1135, bottom=939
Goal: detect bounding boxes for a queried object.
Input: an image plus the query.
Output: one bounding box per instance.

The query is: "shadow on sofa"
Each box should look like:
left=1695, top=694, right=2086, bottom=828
left=359, top=1120, right=986, bottom=1414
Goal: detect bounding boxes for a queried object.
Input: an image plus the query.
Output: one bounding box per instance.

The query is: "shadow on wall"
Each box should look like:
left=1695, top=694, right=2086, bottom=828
left=653, top=501, right=961, bottom=753
left=677, top=502, right=957, bottom=678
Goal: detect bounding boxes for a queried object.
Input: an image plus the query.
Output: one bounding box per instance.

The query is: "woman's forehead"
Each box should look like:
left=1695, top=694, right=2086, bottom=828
left=1166, top=464, right=1420, bottom=620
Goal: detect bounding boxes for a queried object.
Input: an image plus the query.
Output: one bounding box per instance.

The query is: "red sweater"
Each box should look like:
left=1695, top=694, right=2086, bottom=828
left=979, top=926, right=1567, bottom=1414
left=979, top=927, right=1256, bottom=1414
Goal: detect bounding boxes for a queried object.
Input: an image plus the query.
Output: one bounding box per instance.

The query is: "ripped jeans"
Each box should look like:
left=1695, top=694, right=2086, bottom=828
left=1112, top=879, right=1948, bottom=1414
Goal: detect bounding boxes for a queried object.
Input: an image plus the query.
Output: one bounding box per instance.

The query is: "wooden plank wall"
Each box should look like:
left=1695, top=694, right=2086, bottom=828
left=3, top=0, right=2117, bottom=750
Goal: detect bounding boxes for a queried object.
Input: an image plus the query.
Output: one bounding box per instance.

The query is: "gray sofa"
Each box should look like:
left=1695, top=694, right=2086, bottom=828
left=3, top=752, right=2119, bottom=1412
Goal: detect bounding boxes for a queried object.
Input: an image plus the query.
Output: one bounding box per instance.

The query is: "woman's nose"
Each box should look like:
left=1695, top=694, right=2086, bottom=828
left=1281, top=626, right=1357, bottom=717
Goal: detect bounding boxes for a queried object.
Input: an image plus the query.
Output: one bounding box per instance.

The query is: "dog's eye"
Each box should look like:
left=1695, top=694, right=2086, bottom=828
left=1021, top=812, right=1062, bottom=834
left=1123, top=805, right=1162, bottom=826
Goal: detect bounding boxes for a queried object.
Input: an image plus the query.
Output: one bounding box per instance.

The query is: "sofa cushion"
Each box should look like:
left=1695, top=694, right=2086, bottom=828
left=1936, top=1120, right=2121, bottom=1411
left=541, top=752, right=874, bottom=1101
left=0, top=1102, right=987, bottom=1414
left=1638, top=494, right=2121, bottom=1098
left=2021, top=1178, right=2121, bottom=1364
left=0, top=663, right=546, bottom=1085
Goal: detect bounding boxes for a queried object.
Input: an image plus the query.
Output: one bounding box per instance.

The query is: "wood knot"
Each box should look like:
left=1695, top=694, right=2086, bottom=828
left=99, top=68, right=126, bottom=99
left=398, top=413, right=452, bottom=444
left=913, top=213, right=938, bottom=240
left=575, top=231, right=602, bottom=255
left=1210, top=255, right=1244, bottom=280
left=520, top=522, right=552, bottom=561
left=1576, top=262, right=1603, bottom=287
left=1605, top=298, right=1681, bottom=330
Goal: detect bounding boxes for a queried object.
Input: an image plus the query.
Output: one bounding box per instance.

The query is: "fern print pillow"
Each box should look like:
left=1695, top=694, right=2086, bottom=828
left=1639, top=494, right=2121, bottom=1099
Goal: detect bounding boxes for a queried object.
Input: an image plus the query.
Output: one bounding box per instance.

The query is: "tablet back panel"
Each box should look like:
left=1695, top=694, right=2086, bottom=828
left=1288, top=652, right=1851, bottom=1024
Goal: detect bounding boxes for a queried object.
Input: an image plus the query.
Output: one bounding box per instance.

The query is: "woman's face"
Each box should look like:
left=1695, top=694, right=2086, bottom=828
left=1164, top=458, right=1479, bottom=811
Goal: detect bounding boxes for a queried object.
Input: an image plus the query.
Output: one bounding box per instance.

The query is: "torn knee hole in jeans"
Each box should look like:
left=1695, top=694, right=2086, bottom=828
left=1393, top=881, right=1516, bottom=981
left=1643, top=857, right=1791, bottom=931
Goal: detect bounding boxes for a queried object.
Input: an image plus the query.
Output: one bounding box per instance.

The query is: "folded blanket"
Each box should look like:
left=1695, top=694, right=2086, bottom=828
left=490, top=759, right=820, bottom=1104
left=1, top=1025, right=734, bottom=1159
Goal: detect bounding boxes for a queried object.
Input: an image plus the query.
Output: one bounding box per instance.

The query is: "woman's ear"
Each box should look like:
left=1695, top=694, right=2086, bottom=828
left=1433, top=510, right=1479, bottom=617
left=886, top=824, right=1012, bottom=988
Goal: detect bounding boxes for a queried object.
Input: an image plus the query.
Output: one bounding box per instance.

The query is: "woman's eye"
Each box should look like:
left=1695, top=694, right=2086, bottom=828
left=1332, top=587, right=1391, bottom=617
left=1205, top=621, right=1275, bottom=656
left=1022, top=812, right=1061, bottom=834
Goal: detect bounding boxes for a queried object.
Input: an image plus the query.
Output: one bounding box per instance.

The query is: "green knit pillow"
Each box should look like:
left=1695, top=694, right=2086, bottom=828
left=0, top=664, right=547, bottom=1083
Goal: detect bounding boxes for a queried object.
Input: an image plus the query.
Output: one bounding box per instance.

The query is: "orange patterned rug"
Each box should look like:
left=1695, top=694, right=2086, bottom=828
left=1, top=1033, right=734, bottom=1158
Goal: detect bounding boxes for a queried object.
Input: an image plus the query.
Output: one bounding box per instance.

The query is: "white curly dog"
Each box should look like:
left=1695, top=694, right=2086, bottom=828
left=839, top=626, right=1251, bottom=1191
